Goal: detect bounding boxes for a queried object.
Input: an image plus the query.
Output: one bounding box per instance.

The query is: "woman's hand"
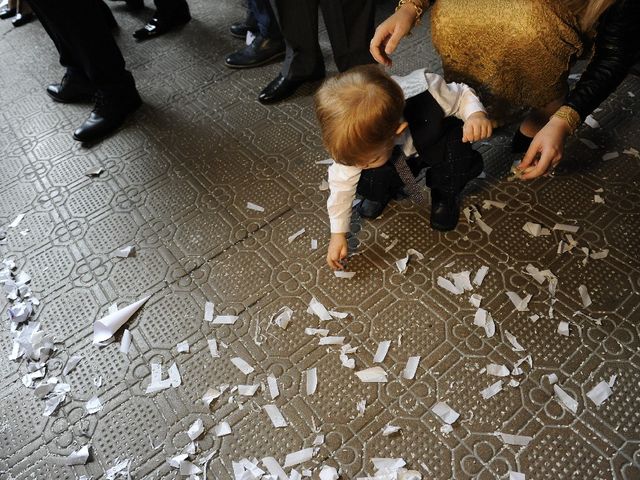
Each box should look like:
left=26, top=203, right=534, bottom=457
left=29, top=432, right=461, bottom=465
left=327, top=233, right=348, bottom=270
left=518, top=117, right=572, bottom=180
left=369, top=5, right=418, bottom=66
left=463, top=112, right=493, bottom=143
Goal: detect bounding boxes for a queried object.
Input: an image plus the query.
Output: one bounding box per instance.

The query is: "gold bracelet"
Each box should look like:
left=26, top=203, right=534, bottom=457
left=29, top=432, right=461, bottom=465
left=396, top=0, right=425, bottom=29
left=553, top=105, right=581, bottom=135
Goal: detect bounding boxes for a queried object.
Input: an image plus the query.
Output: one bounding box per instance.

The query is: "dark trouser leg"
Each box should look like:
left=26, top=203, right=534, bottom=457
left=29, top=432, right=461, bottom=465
left=28, top=0, right=134, bottom=93
left=320, top=0, right=375, bottom=72
left=252, top=0, right=281, bottom=40
left=153, top=0, right=189, bottom=19
left=270, top=0, right=324, bottom=80
left=356, top=163, right=404, bottom=202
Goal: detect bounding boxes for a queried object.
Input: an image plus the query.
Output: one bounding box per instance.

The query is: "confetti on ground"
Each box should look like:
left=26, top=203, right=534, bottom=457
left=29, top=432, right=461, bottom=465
left=93, top=296, right=150, bottom=344
left=288, top=228, right=306, bottom=244
left=246, top=202, right=265, bottom=212
left=523, top=222, right=550, bottom=237
left=554, top=384, right=578, bottom=413
left=587, top=380, right=614, bottom=406
left=85, top=166, right=104, bottom=176
left=481, top=380, right=503, bottom=399
left=334, top=270, right=356, bottom=279
left=578, top=285, right=592, bottom=308
left=431, top=401, right=459, bottom=424
left=396, top=249, right=424, bottom=274
left=356, top=366, right=388, bottom=383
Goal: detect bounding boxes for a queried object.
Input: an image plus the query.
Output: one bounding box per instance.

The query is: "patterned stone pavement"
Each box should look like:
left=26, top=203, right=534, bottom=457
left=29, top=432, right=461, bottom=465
left=1, top=1, right=639, bottom=479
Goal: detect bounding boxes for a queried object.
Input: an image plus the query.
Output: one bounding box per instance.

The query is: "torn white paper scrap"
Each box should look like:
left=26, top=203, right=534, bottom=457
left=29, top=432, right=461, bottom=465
left=176, top=341, right=189, bottom=353
left=587, top=381, right=613, bottom=407
left=554, top=384, right=578, bottom=413
left=267, top=374, right=279, bottom=399
left=85, top=165, right=104, bottom=176
left=328, top=310, right=349, bottom=319
left=271, top=306, right=293, bottom=329
left=105, top=458, right=131, bottom=480
left=553, top=223, right=579, bottom=233
left=522, top=222, right=550, bottom=237
left=231, top=357, right=255, bottom=375
left=482, top=200, right=506, bottom=210
left=114, top=246, right=135, bottom=258
left=371, top=458, right=406, bottom=473
left=284, top=448, right=314, bottom=468
left=474, top=308, right=495, bottom=338
left=585, top=114, right=600, bottom=128
left=93, top=296, right=150, bottom=344
left=319, top=179, right=329, bottom=191
left=545, top=373, right=558, bottom=385
left=43, top=393, right=66, bottom=416
left=204, top=301, right=215, bottom=322
left=373, top=340, right=391, bottom=363
left=504, top=330, right=525, bottom=352
left=486, top=364, right=510, bottom=377
left=590, top=249, right=609, bottom=260
left=497, top=432, right=533, bottom=446
left=306, top=368, right=317, bottom=395
left=212, top=315, right=239, bottom=325
left=188, top=418, right=205, bottom=440
left=85, top=396, right=103, bottom=414
left=594, top=194, right=605, bottom=204
left=509, top=472, right=525, bottom=480
left=263, top=405, right=288, bottom=428
left=145, top=363, right=181, bottom=393
left=481, top=380, right=503, bottom=400
left=120, top=329, right=132, bottom=354
left=311, top=239, right=318, bottom=250
left=473, top=266, right=489, bottom=286
left=288, top=228, right=306, bottom=244
left=396, top=249, right=424, bottom=274
left=431, top=401, right=460, bottom=424
left=505, top=291, right=532, bottom=312
left=334, top=270, right=356, bottom=279
left=437, top=276, right=463, bottom=295
left=609, top=374, right=617, bottom=388
left=316, top=159, right=334, bottom=165
left=602, top=151, right=619, bottom=161
left=65, top=445, right=91, bottom=466
left=318, top=336, right=344, bottom=345
left=469, top=294, right=482, bottom=308
left=237, top=383, right=260, bottom=397
left=356, top=366, right=388, bottom=383
left=356, top=398, right=367, bottom=416
left=202, top=386, right=224, bottom=407
left=246, top=202, right=265, bottom=212
left=305, top=327, right=329, bottom=336
left=308, top=297, right=332, bottom=321
left=262, top=457, right=288, bottom=480
left=382, top=424, right=401, bottom=436
left=403, top=356, right=420, bottom=380
left=578, top=285, right=592, bottom=308
left=319, top=466, right=339, bottom=480
left=8, top=214, right=25, bottom=228
left=450, top=271, right=473, bottom=292
left=557, top=321, right=570, bottom=337
left=215, top=421, right=232, bottom=437
left=208, top=338, right=219, bottom=358
left=63, top=355, right=82, bottom=375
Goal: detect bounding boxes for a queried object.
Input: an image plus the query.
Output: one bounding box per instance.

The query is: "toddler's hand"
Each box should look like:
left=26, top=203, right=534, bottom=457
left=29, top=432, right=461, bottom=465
left=327, top=234, right=348, bottom=270
left=463, top=112, right=493, bottom=143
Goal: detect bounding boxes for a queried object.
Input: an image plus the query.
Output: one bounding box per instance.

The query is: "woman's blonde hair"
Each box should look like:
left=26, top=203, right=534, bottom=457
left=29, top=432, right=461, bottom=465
left=566, top=0, right=616, bottom=32
left=314, top=65, right=405, bottom=166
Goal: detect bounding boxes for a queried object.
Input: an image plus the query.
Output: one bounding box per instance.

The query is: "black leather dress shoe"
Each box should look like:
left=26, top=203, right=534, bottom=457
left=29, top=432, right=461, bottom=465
left=0, top=6, right=16, bottom=19
left=133, top=12, right=191, bottom=40
left=357, top=198, right=389, bottom=219
left=258, top=71, right=324, bottom=104
left=225, top=35, right=285, bottom=69
left=73, top=89, right=142, bottom=143
left=229, top=21, right=256, bottom=39
left=12, top=12, right=34, bottom=27
left=430, top=190, right=460, bottom=232
left=47, top=74, right=95, bottom=104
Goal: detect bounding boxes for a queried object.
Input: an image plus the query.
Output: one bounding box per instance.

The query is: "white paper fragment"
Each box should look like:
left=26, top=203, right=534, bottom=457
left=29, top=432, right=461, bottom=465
left=431, top=401, right=460, bottom=424
left=508, top=379, right=520, bottom=387
left=311, top=239, right=318, bottom=250
left=328, top=310, right=349, bottom=319
left=395, top=249, right=424, bottom=274
left=585, top=115, right=600, bottom=128
left=119, top=329, right=132, bottom=354
left=271, top=306, right=293, bottom=329
left=262, top=457, right=288, bottom=480
left=523, top=222, right=550, bottom=237
left=475, top=215, right=493, bottom=235
left=403, top=356, right=420, bottom=380
left=587, top=381, right=613, bottom=406
left=114, top=246, right=135, bottom=258
left=481, top=380, right=503, bottom=399
left=437, top=276, right=463, bottom=295
left=204, top=301, right=215, bottom=322
left=212, top=315, right=239, bottom=325
left=557, top=321, right=570, bottom=337
left=554, top=384, right=578, bottom=413
left=382, top=424, right=401, bottom=436
left=497, top=432, right=533, bottom=446
left=202, top=386, right=225, bottom=407
left=357, top=398, right=367, bottom=416
left=356, top=366, right=388, bottom=383
left=176, top=341, right=189, bottom=353
left=545, top=373, right=558, bottom=385
left=553, top=223, right=579, bottom=233
left=231, top=357, right=255, bottom=375
left=482, top=200, right=506, bottom=210
left=590, top=249, right=609, bottom=260
left=594, top=194, right=605, bottom=204
left=474, top=308, right=495, bottom=338
left=267, top=374, right=279, bottom=399
left=319, top=466, right=339, bottom=480
left=263, top=405, right=288, bottom=428
left=145, top=363, right=181, bottom=393
left=8, top=214, right=25, bottom=228
left=85, top=165, right=104, bottom=177
left=305, top=327, right=329, bottom=336
left=509, top=472, right=526, bottom=480
left=505, top=291, right=532, bottom=312
left=288, top=228, right=306, bottom=244
left=579, top=138, right=599, bottom=149
left=168, top=454, right=189, bottom=469
left=504, top=330, right=525, bottom=352
left=473, top=266, right=489, bottom=286
left=449, top=271, right=473, bottom=292
left=602, top=151, right=619, bottom=161
left=215, top=421, right=232, bottom=437
left=306, top=368, right=317, bottom=395
left=334, top=270, right=356, bottom=279
left=207, top=338, right=219, bottom=358
left=486, top=364, right=510, bottom=377
left=65, top=444, right=91, bottom=466
left=623, top=147, right=640, bottom=159
left=105, top=458, right=131, bottom=480
left=85, top=396, right=103, bottom=414
left=93, top=296, right=150, bottom=344
left=384, top=238, right=398, bottom=253
left=284, top=448, right=314, bottom=468
left=578, top=285, right=592, bottom=308
left=373, top=340, right=391, bottom=363
left=316, top=159, right=334, bottom=165
left=318, top=336, right=344, bottom=345
left=609, top=374, right=617, bottom=388
left=319, top=179, right=329, bottom=191
left=188, top=418, right=205, bottom=440
left=246, top=202, right=265, bottom=212
left=63, top=355, right=82, bottom=375
left=308, top=297, right=332, bottom=321
left=469, top=294, right=482, bottom=308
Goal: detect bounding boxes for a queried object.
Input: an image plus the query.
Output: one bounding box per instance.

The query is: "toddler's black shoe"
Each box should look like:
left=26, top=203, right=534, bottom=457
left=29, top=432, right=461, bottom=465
left=511, top=129, right=533, bottom=153
left=430, top=190, right=460, bottom=231
left=357, top=199, right=388, bottom=219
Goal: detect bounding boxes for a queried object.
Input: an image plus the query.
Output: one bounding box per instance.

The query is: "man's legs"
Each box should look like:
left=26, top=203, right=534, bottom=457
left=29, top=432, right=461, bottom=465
left=133, top=0, right=190, bottom=41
